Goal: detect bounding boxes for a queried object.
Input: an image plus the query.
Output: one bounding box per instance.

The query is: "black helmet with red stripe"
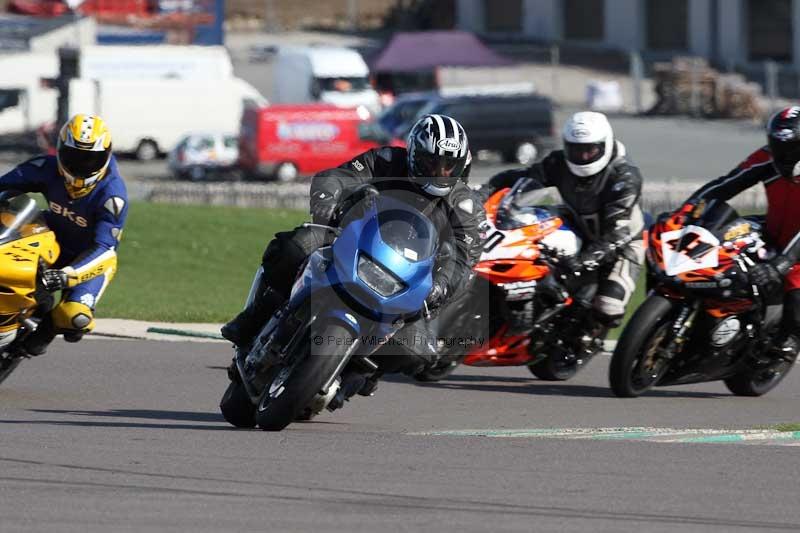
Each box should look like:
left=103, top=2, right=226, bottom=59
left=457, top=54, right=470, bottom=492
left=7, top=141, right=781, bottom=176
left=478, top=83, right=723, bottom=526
left=768, top=106, right=800, bottom=182
left=407, top=114, right=470, bottom=196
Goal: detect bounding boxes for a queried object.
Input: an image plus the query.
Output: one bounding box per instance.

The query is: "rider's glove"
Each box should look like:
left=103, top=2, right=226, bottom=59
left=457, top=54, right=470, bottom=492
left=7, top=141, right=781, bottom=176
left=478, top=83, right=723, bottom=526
left=41, top=269, right=68, bottom=292
left=311, top=199, right=337, bottom=225
left=555, top=243, right=613, bottom=276
left=331, top=184, right=380, bottom=224
left=578, top=242, right=613, bottom=272
left=749, top=255, right=793, bottom=295
left=348, top=184, right=379, bottom=210
left=425, top=278, right=448, bottom=311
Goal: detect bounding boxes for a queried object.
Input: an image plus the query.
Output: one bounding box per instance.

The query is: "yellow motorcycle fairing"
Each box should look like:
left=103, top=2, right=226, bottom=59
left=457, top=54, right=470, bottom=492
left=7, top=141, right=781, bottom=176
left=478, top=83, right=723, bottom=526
left=0, top=231, right=60, bottom=333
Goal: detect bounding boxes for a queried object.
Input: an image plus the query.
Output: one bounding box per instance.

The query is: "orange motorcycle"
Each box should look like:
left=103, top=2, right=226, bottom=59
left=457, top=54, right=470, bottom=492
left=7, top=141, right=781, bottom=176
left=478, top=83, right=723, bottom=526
left=416, top=179, right=609, bottom=382
left=609, top=200, right=796, bottom=397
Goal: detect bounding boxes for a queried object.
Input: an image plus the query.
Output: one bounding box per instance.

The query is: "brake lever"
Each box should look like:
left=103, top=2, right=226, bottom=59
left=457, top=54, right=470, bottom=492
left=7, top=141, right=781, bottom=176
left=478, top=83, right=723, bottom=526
left=302, top=222, right=342, bottom=236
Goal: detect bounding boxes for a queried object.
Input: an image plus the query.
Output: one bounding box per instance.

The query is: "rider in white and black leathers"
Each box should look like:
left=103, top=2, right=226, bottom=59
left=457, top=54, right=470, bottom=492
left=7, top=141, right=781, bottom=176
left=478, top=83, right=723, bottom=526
left=480, top=111, right=646, bottom=333
left=222, top=114, right=485, bottom=374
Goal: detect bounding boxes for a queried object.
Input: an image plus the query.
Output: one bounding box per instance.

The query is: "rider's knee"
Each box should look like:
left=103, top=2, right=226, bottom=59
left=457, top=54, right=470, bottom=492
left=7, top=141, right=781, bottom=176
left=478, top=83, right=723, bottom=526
left=52, top=301, right=95, bottom=333
left=262, top=226, right=334, bottom=294
left=594, top=280, right=628, bottom=327
left=263, top=227, right=319, bottom=267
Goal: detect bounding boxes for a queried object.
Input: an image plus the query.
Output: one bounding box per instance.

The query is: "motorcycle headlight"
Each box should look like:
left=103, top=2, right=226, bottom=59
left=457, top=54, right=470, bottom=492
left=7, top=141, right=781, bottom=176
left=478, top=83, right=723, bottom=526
left=357, top=254, right=405, bottom=297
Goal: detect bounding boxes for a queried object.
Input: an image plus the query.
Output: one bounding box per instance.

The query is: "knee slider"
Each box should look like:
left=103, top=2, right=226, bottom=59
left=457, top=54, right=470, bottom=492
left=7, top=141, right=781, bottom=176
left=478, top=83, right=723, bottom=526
left=52, top=301, right=95, bottom=333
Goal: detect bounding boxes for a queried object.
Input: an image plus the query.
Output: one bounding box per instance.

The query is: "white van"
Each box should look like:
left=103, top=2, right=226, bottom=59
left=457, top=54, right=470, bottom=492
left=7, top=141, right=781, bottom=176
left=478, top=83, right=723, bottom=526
left=0, top=53, right=58, bottom=136
left=78, top=45, right=234, bottom=80
left=68, top=77, right=266, bottom=159
left=272, top=46, right=380, bottom=114
left=0, top=46, right=235, bottom=137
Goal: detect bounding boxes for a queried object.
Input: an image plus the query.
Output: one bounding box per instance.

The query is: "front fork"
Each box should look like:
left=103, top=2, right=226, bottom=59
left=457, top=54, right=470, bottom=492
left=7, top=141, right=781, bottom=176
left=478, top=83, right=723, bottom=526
left=662, top=300, right=699, bottom=360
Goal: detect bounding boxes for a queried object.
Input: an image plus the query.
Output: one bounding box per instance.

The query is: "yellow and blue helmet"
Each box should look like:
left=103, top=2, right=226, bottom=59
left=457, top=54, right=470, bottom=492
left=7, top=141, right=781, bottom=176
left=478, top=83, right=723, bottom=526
left=57, top=114, right=112, bottom=199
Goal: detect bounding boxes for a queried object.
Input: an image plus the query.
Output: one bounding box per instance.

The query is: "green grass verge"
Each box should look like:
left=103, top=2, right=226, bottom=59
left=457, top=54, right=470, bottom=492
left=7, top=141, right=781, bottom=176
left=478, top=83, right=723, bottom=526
left=773, top=423, right=800, bottom=433
left=97, top=201, right=649, bottom=325
left=97, top=202, right=307, bottom=323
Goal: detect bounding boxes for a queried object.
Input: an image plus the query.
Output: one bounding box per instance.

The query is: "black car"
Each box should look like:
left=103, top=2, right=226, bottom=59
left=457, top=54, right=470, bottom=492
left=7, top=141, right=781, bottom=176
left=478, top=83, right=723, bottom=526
left=413, top=93, right=555, bottom=165
left=377, top=92, right=436, bottom=138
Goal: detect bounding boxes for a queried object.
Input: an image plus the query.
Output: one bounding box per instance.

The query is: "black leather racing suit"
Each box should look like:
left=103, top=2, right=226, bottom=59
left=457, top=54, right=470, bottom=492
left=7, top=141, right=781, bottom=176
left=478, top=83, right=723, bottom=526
left=261, top=146, right=485, bottom=372
left=481, top=142, right=646, bottom=326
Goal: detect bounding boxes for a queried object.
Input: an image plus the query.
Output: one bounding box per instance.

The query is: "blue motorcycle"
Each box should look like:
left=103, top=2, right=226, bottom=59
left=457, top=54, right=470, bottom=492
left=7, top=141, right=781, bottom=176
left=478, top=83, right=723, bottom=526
left=220, top=189, right=438, bottom=431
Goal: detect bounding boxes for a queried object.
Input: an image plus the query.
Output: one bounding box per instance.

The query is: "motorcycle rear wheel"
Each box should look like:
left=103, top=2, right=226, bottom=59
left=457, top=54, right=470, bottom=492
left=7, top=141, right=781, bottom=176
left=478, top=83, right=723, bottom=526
left=724, top=353, right=798, bottom=396
left=528, top=353, right=577, bottom=381
left=220, top=380, right=257, bottom=428
left=609, top=295, right=675, bottom=398
left=256, top=323, right=353, bottom=431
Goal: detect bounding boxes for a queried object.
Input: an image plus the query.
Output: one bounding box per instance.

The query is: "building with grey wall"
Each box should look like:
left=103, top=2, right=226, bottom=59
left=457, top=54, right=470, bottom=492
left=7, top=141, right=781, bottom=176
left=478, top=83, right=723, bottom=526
left=456, top=0, right=800, bottom=69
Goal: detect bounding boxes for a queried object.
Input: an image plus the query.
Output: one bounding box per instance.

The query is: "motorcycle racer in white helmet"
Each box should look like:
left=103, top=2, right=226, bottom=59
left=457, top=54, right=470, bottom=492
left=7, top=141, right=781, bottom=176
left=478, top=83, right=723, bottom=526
left=479, top=111, right=646, bottom=345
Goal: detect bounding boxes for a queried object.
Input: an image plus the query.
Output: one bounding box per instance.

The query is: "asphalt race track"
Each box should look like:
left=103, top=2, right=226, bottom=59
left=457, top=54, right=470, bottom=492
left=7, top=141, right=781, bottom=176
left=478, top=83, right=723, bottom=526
left=1, top=338, right=800, bottom=532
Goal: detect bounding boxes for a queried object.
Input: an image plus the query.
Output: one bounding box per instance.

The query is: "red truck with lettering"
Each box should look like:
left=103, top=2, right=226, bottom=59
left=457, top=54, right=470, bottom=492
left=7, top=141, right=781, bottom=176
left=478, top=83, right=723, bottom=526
left=238, top=104, right=403, bottom=182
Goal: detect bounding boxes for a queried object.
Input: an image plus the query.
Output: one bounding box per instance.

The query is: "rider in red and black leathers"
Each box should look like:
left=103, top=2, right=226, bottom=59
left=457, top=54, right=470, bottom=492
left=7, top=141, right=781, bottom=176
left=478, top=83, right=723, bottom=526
left=687, top=106, right=800, bottom=354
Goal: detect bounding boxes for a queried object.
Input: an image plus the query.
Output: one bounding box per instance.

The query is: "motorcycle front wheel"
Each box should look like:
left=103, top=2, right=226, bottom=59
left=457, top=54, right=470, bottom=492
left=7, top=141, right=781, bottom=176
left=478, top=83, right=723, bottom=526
left=609, top=295, right=675, bottom=398
left=256, top=323, right=353, bottom=431
left=220, top=380, right=257, bottom=428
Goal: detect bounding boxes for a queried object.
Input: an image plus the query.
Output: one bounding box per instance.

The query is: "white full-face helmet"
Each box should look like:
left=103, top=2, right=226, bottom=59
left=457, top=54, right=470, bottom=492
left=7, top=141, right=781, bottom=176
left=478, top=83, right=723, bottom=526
left=562, top=111, right=614, bottom=179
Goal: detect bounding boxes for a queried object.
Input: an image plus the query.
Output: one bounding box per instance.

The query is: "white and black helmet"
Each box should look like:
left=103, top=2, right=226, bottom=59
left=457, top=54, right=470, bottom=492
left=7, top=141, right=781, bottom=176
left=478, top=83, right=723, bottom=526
left=563, top=111, right=614, bottom=179
left=407, top=114, right=470, bottom=196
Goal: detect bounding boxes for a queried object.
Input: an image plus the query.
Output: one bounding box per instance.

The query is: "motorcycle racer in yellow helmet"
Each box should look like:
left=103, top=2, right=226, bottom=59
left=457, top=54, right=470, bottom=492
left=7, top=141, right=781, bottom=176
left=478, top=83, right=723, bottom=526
left=0, top=114, right=128, bottom=355
left=57, top=113, right=113, bottom=198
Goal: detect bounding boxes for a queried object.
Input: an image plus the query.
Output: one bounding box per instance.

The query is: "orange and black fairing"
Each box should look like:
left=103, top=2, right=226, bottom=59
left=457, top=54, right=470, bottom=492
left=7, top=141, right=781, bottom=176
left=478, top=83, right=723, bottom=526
left=463, top=324, right=533, bottom=366
left=647, top=202, right=694, bottom=269
left=475, top=189, right=561, bottom=285
left=463, top=187, right=577, bottom=367
left=647, top=201, right=762, bottom=317
left=483, top=188, right=509, bottom=225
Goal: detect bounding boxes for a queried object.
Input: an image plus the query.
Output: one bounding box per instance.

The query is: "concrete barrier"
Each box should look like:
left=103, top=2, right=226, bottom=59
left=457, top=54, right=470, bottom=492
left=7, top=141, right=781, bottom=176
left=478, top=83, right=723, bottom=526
left=135, top=180, right=311, bottom=210
left=641, top=179, right=766, bottom=214
left=138, top=179, right=768, bottom=216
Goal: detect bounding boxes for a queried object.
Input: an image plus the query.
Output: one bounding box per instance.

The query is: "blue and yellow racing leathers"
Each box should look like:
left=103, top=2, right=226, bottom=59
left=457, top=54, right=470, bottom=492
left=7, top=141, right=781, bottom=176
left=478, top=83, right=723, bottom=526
left=0, top=154, right=128, bottom=333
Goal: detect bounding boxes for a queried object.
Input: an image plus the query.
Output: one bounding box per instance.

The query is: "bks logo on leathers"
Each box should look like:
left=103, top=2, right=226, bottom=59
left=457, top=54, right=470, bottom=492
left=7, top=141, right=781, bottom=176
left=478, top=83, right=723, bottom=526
left=49, top=201, right=88, bottom=228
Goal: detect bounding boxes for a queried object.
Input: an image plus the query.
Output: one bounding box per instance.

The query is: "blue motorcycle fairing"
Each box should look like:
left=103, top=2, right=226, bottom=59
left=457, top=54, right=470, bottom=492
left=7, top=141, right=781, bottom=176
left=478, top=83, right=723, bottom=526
left=285, top=196, right=437, bottom=331
left=330, top=197, right=436, bottom=319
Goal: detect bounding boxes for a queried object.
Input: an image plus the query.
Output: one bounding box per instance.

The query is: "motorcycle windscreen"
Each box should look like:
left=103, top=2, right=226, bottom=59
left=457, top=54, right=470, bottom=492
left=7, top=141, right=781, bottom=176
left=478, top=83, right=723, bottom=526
left=496, top=185, right=564, bottom=230
left=376, top=207, right=437, bottom=263
left=0, top=194, right=49, bottom=246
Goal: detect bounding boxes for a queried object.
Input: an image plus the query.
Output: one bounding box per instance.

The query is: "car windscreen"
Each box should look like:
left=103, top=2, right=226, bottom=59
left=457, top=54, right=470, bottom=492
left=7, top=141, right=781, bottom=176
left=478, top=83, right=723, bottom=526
left=378, top=98, right=430, bottom=135
left=316, top=76, right=370, bottom=92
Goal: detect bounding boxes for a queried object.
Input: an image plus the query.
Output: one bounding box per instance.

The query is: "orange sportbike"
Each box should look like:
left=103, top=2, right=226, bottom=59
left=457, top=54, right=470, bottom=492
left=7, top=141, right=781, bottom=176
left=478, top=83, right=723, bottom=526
left=416, top=180, right=611, bottom=382
left=609, top=200, right=797, bottom=398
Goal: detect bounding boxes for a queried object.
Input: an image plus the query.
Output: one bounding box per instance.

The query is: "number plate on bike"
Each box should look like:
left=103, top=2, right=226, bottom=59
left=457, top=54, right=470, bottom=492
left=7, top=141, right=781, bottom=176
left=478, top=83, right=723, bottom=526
left=660, top=225, right=720, bottom=277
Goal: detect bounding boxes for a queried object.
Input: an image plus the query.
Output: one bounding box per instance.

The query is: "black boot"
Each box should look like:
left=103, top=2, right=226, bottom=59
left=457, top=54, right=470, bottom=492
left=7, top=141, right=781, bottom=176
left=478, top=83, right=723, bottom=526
left=221, top=285, right=284, bottom=347
left=24, top=316, right=56, bottom=356
left=770, top=333, right=800, bottom=364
